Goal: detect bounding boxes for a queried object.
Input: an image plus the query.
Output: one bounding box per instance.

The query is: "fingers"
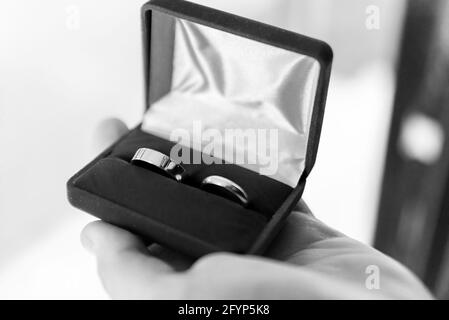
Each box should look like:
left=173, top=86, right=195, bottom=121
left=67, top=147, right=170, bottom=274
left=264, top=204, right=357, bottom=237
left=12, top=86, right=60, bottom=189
left=81, top=221, right=187, bottom=299
left=92, top=118, right=129, bottom=153
left=81, top=220, right=145, bottom=255
left=147, top=244, right=195, bottom=272
left=296, top=199, right=314, bottom=216
left=79, top=201, right=345, bottom=299
left=266, top=201, right=344, bottom=261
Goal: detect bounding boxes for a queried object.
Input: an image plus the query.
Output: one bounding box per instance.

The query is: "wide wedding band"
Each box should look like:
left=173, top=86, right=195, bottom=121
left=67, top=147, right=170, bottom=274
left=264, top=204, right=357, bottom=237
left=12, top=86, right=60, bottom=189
left=131, top=148, right=185, bottom=182
left=201, top=175, right=249, bottom=206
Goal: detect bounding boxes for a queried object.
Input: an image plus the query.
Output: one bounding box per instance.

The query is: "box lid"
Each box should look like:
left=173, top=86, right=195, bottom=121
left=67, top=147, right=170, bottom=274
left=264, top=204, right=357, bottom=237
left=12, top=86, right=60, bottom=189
left=141, top=0, right=333, bottom=186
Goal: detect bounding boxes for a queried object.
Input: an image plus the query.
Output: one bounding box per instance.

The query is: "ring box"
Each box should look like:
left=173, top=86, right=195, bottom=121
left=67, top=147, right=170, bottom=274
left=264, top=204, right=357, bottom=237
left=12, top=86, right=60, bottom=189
left=67, top=0, right=332, bottom=258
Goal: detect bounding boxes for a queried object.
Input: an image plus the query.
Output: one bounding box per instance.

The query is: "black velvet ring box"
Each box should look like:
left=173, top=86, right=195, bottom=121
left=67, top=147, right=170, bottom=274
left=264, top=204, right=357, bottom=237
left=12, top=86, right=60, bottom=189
left=67, top=0, right=333, bottom=258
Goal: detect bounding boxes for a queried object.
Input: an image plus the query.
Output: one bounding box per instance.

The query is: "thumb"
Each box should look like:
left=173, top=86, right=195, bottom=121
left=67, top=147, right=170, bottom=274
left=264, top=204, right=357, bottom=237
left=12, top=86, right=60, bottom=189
left=81, top=221, right=184, bottom=299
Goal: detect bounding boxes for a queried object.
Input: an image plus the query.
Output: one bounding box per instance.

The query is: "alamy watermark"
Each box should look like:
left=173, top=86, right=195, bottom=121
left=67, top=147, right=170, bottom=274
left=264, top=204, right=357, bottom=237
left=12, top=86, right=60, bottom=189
left=365, top=265, right=381, bottom=290
left=169, top=121, right=279, bottom=176
left=65, top=5, right=81, bottom=31
left=366, top=5, right=381, bottom=30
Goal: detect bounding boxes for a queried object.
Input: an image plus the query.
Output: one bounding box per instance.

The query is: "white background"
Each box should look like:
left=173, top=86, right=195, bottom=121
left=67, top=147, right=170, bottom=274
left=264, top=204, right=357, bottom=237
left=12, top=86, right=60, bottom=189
left=0, top=0, right=405, bottom=298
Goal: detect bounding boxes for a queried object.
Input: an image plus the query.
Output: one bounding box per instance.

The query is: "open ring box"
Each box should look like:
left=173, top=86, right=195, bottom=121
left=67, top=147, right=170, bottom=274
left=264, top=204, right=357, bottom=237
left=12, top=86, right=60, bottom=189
left=67, top=0, right=332, bottom=258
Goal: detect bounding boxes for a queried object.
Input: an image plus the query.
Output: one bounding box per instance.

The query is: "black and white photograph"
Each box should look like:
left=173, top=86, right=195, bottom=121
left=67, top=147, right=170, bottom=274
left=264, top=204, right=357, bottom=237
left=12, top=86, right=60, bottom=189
left=0, top=0, right=448, bottom=302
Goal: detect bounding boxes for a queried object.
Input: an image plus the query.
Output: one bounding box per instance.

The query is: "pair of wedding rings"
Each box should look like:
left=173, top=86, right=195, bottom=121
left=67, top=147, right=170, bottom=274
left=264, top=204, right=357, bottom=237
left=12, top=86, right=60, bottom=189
left=131, top=148, right=249, bottom=206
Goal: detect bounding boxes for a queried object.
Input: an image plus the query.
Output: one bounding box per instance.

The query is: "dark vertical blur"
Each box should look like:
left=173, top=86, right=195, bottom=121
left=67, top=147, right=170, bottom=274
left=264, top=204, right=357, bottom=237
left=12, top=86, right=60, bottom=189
left=375, top=0, right=449, bottom=299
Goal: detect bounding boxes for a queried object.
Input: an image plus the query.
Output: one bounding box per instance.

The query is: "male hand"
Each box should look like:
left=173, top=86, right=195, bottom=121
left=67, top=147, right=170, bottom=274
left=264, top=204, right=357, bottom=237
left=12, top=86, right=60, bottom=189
left=81, top=118, right=432, bottom=300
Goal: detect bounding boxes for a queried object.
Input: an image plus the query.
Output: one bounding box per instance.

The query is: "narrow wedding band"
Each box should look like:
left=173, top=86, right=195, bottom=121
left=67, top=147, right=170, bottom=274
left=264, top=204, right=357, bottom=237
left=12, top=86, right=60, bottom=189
left=201, top=175, right=249, bottom=206
left=131, top=148, right=185, bottom=182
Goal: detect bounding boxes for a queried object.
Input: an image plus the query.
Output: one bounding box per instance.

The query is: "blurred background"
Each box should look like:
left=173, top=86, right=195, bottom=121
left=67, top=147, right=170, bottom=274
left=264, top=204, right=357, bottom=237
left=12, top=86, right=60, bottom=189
left=0, top=0, right=448, bottom=299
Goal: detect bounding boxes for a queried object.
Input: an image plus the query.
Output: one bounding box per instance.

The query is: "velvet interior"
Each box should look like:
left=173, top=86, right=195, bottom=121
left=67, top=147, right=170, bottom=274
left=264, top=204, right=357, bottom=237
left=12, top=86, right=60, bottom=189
left=72, top=128, right=293, bottom=253
left=142, top=14, right=321, bottom=187
left=110, top=128, right=293, bottom=217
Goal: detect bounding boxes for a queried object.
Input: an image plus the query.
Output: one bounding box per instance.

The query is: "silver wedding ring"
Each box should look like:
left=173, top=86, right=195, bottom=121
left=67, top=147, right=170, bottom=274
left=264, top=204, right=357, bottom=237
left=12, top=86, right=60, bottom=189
left=131, top=149, right=248, bottom=206
left=131, top=148, right=185, bottom=182
left=201, top=175, right=249, bottom=207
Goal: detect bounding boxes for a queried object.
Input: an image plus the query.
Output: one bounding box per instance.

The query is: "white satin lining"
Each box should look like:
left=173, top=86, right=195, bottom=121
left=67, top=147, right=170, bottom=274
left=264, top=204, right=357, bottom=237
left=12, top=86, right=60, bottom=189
left=142, top=18, right=320, bottom=187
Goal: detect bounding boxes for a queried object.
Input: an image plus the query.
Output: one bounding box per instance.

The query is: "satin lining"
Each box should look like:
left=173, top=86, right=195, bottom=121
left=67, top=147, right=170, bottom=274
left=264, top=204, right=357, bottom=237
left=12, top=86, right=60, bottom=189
left=142, top=18, right=320, bottom=187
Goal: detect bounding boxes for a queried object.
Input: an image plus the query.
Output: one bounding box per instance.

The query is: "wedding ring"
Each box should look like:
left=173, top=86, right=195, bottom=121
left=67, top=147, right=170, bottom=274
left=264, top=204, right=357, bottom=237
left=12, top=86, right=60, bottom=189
left=131, top=148, right=185, bottom=182
left=201, top=175, right=249, bottom=206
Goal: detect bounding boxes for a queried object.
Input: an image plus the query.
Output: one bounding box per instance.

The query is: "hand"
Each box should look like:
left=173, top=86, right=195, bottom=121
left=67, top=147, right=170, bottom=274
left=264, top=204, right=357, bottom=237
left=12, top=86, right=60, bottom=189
left=80, top=204, right=432, bottom=300
left=81, top=119, right=433, bottom=300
